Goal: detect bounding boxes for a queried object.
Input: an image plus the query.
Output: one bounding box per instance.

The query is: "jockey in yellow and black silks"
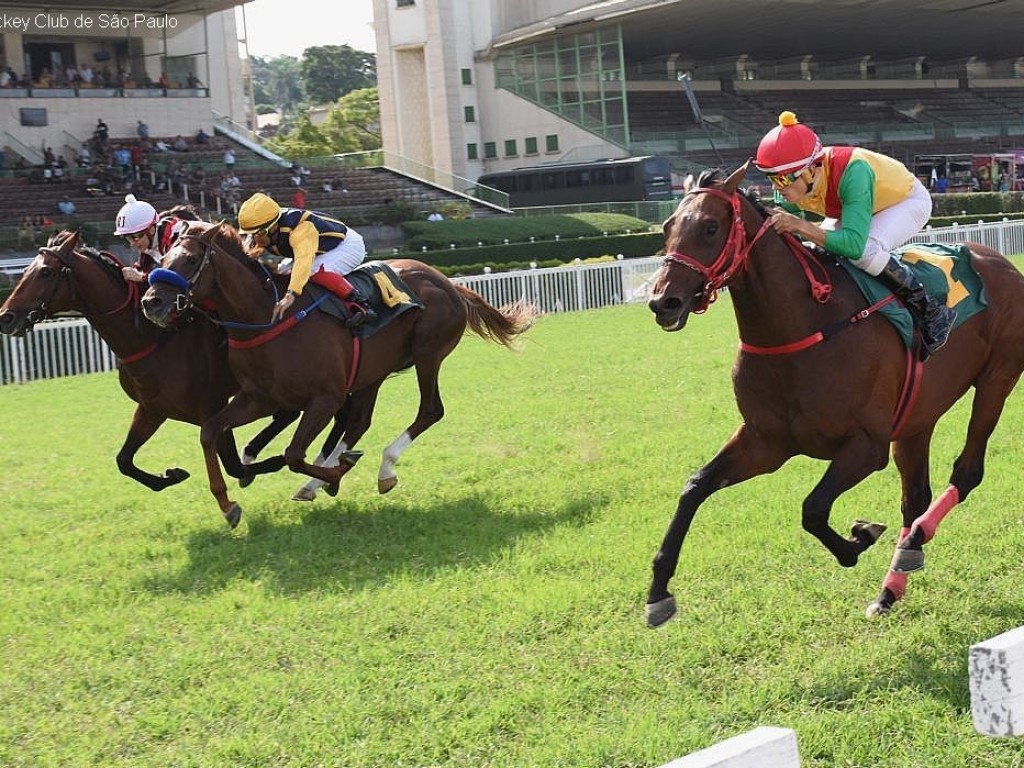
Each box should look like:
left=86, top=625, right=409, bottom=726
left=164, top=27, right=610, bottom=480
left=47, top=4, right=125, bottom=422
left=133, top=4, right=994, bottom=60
left=237, top=192, right=375, bottom=326
left=754, top=111, right=955, bottom=358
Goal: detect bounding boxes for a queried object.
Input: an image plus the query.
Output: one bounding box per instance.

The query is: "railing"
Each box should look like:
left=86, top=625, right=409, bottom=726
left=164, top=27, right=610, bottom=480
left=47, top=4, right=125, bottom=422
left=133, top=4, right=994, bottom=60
left=3, top=218, right=1023, bottom=385
left=0, top=317, right=117, bottom=385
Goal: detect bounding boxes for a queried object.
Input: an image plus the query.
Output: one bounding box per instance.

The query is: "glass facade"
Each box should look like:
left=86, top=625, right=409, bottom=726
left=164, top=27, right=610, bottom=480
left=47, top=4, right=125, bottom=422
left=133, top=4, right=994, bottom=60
left=494, top=26, right=629, bottom=148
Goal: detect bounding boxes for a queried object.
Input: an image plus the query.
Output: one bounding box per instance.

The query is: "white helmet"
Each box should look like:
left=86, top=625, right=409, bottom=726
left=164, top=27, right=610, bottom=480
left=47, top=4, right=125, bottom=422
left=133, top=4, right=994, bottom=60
left=114, top=194, right=157, bottom=236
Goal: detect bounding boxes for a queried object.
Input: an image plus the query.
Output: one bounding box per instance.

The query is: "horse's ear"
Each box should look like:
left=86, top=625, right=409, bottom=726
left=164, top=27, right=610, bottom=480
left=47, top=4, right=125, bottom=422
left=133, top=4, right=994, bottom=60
left=723, top=161, right=749, bottom=194
left=53, top=229, right=79, bottom=253
left=206, top=219, right=228, bottom=239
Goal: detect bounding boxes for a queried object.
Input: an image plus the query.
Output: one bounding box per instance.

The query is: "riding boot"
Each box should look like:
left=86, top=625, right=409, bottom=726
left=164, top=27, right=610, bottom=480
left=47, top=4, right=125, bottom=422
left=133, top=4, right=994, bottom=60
left=876, top=255, right=957, bottom=358
left=343, top=286, right=377, bottom=328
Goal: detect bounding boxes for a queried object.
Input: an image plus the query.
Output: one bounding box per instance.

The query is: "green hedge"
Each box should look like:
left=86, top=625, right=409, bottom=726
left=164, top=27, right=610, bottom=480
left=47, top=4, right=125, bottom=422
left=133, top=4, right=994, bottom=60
left=930, top=191, right=1024, bottom=217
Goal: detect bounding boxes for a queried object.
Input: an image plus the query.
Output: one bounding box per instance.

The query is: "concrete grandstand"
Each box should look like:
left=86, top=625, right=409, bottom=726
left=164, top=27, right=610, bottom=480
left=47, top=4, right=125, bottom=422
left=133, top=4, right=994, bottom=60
left=372, top=0, right=1024, bottom=188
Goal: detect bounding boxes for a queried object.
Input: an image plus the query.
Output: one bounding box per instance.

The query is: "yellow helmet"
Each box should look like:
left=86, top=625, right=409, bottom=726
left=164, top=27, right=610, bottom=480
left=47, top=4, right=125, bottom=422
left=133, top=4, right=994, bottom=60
left=237, top=192, right=282, bottom=233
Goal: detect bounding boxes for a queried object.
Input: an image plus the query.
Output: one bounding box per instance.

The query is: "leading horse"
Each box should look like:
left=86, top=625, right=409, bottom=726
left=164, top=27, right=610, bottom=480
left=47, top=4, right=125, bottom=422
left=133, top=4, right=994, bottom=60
left=0, top=230, right=290, bottom=496
left=645, top=165, right=1024, bottom=627
left=140, top=221, right=535, bottom=526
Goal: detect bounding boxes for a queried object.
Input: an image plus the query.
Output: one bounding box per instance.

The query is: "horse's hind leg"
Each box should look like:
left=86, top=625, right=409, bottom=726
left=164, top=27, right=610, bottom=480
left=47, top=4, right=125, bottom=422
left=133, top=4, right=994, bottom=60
left=117, top=407, right=188, bottom=491
left=377, top=353, right=449, bottom=495
left=800, top=433, right=890, bottom=567
left=292, top=387, right=380, bottom=502
left=890, top=374, right=1020, bottom=576
left=867, top=428, right=934, bottom=617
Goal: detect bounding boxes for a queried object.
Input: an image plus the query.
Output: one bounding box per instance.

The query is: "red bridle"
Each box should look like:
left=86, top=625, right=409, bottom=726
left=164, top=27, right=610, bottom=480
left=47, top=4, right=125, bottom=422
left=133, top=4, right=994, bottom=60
left=662, top=186, right=775, bottom=313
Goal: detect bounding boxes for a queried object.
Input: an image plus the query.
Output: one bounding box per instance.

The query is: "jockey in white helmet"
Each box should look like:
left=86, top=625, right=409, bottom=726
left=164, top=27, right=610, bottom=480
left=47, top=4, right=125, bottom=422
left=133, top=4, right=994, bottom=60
left=114, top=194, right=189, bottom=283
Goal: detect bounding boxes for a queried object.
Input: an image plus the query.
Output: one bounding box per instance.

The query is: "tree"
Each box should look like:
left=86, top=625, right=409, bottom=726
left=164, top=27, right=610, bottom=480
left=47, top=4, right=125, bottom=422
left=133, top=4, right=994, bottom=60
left=319, top=87, right=381, bottom=153
left=266, top=115, right=332, bottom=159
left=249, top=54, right=305, bottom=112
left=300, top=45, right=376, bottom=105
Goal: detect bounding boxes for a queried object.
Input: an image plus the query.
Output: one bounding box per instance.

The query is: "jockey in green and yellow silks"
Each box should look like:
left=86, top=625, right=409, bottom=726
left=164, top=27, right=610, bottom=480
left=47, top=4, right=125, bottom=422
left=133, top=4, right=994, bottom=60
left=754, top=111, right=955, bottom=358
left=237, top=192, right=375, bottom=326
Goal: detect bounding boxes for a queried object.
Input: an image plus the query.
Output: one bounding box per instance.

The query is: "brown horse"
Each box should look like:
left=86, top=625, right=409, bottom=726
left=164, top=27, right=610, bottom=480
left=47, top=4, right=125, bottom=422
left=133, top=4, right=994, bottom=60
left=645, top=165, right=1024, bottom=627
left=140, top=221, right=535, bottom=526
left=0, top=231, right=290, bottom=493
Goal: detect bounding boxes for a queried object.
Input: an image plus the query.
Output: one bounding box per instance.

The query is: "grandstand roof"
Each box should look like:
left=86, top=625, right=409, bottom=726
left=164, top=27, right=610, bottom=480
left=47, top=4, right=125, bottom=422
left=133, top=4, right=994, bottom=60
left=493, top=0, right=1024, bottom=62
left=8, top=0, right=241, bottom=13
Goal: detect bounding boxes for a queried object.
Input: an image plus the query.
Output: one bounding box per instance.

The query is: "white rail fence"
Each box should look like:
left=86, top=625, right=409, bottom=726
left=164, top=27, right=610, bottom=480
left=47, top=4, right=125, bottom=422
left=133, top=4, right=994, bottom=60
left=2, top=219, right=1023, bottom=385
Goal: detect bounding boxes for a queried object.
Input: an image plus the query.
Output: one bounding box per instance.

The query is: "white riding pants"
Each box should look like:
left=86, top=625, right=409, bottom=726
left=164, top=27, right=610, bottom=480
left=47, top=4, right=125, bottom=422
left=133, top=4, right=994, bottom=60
left=278, top=228, right=366, bottom=275
left=848, top=179, right=932, bottom=276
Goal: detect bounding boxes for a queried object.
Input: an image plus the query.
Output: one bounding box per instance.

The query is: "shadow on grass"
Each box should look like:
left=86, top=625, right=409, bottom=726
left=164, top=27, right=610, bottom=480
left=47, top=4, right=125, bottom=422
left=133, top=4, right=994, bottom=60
left=140, top=491, right=606, bottom=596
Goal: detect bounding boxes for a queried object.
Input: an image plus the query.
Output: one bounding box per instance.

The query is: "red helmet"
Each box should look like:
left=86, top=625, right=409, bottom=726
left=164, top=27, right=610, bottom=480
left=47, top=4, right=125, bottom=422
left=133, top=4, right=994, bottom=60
left=754, top=111, right=824, bottom=175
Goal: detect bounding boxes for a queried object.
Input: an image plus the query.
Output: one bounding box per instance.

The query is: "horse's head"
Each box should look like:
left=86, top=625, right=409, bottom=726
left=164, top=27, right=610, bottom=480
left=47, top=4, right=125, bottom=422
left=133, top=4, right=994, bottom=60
left=648, top=163, right=757, bottom=331
left=142, top=220, right=226, bottom=328
left=0, top=230, right=81, bottom=336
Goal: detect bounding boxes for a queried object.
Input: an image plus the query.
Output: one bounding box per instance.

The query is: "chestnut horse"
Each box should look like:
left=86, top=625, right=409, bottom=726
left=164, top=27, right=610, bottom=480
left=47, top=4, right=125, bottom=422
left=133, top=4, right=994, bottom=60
left=645, top=165, right=1024, bottom=627
left=140, top=221, right=535, bottom=527
left=0, top=231, right=291, bottom=493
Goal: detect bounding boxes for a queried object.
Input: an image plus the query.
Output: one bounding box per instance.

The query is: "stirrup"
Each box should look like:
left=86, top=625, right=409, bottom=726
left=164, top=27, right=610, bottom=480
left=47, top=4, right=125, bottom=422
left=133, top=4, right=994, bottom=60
left=344, top=305, right=368, bottom=328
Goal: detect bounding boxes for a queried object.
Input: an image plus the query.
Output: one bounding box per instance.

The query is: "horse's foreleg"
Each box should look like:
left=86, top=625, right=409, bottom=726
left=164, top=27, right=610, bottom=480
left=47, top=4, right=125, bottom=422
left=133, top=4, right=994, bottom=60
left=801, top=433, right=890, bottom=568
left=867, top=430, right=933, bottom=617
left=281, top=397, right=353, bottom=484
left=200, top=394, right=273, bottom=528
left=116, top=407, right=188, bottom=491
left=219, top=429, right=287, bottom=488
left=647, top=426, right=790, bottom=629
left=293, top=387, right=380, bottom=502
left=378, top=357, right=446, bottom=494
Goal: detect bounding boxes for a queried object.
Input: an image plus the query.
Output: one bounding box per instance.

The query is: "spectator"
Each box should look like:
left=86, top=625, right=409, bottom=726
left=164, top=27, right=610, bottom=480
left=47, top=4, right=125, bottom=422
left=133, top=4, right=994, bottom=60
left=195, top=127, right=210, bottom=144
left=223, top=148, right=235, bottom=170
left=186, top=72, right=203, bottom=89
left=0, top=68, right=9, bottom=88
left=935, top=175, right=948, bottom=194
left=427, top=211, right=444, bottom=222
left=291, top=187, right=307, bottom=209
left=173, top=135, right=188, bottom=152
left=76, top=143, right=91, bottom=167
left=57, top=196, right=76, bottom=216
left=94, top=118, right=109, bottom=145
left=18, top=216, right=35, bottom=248
left=136, top=120, right=149, bottom=140
left=322, top=178, right=333, bottom=193
left=154, top=139, right=171, bottom=152
left=290, top=170, right=303, bottom=187
left=158, top=72, right=171, bottom=90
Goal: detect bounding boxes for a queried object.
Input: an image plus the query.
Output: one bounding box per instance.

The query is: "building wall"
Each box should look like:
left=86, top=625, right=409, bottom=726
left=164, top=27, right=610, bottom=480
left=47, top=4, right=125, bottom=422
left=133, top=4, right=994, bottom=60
left=0, top=7, right=243, bottom=152
left=375, top=0, right=621, bottom=186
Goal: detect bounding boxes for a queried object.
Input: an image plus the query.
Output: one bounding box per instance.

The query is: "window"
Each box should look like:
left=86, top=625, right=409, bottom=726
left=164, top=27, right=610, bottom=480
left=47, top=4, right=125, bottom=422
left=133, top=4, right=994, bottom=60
left=524, top=137, right=538, bottom=155
left=484, top=142, right=497, bottom=159
left=545, top=134, right=559, bottom=153
left=504, top=139, right=518, bottom=157
left=461, top=68, right=472, bottom=85
left=396, top=0, right=415, bottom=7
left=464, top=106, right=475, bottom=123
left=19, top=108, right=47, bottom=127
left=466, top=143, right=478, bottom=160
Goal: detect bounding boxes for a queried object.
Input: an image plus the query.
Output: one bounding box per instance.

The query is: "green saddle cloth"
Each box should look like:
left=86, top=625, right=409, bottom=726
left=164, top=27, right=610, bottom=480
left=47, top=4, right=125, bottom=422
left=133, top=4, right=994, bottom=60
left=840, top=242, right=988, bottom=348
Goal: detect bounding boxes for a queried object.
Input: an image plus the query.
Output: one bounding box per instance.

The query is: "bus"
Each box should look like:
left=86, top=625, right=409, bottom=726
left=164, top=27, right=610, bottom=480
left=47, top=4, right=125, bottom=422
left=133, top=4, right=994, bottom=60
left=477, top=156, right=673, bottom=208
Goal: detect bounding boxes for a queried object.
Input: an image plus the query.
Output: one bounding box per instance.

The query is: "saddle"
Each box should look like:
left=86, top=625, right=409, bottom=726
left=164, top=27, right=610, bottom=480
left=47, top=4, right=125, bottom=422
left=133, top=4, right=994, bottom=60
left=841, top=243, right=988, bottom=349
left=305, top=261, right=424, bottom=339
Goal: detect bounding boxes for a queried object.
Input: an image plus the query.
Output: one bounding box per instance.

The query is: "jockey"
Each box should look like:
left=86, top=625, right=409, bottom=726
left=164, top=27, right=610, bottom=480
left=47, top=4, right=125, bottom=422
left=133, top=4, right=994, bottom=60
left=113, top=194, right=189, bottom=283
left=754, top=111, right=956, bottom=358
left=236, top=192, right=375, bottom=327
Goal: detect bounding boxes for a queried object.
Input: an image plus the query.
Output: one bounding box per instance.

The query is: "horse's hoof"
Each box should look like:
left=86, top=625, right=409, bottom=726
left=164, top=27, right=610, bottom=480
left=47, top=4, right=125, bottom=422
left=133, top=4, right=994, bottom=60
left=166, top=467, right=190, bottom=485
left=891, top=548, right=925, bottom=573
left=378, top=476, right=398, bottom=494
left=325, top=481, right=340, bottom=497
left=291, top=486, right=316, bottom=502
left=645, top=596, right=676, bottom=629
left=223, top=503, right=242, bottom=529
left=238, top=474, right=254, bottom=489
left=852, top=519, right=887, bottom=546
left=865, top=601, right=891, bottom=618
left=341, top=450, right=364, bottom=467
left=241, top=452, right=256, bottom=466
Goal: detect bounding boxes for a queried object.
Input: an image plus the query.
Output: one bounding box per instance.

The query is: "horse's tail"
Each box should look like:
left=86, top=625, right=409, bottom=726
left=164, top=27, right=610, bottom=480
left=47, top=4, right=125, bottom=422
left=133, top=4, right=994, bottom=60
left=455, top=284, right=536, bottom=349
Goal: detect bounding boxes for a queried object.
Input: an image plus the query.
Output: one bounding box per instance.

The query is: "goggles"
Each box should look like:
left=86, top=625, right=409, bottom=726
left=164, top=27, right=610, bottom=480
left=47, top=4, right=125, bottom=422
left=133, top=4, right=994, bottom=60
left=766, top=170, right=802, bottom=190
left=125, top=230, right=149, bottom=242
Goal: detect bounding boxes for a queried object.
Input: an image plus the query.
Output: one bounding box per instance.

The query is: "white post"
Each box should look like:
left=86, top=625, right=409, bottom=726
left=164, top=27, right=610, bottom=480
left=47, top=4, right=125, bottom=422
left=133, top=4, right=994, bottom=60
left=970, top=625, right=1024, bottom=736
left=659, top=726, right=801, bottom=768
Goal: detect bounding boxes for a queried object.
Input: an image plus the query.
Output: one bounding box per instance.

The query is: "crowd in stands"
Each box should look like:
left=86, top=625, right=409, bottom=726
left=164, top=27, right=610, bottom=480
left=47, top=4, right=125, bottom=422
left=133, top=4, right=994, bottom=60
left=0, top=63, right=203, bottom=90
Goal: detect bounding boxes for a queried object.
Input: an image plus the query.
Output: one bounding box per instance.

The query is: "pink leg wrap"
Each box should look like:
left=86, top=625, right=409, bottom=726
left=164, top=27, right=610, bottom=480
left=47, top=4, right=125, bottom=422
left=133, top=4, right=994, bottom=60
left=912, top=485, right=960, bottom=542
left=896, top=526, right=911, bottom=544
left=883, top=570, right=908, bottom=600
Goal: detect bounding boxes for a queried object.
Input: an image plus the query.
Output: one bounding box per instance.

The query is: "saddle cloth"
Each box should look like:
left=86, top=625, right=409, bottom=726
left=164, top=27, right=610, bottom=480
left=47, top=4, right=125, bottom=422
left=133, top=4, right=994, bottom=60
left=840, top=242, right=988, bottom=349
left=306, top=261, right=424, bottom=339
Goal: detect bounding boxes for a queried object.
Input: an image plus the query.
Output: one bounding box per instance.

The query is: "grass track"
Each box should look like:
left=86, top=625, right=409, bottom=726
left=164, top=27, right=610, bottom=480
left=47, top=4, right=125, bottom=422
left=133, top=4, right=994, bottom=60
left=1, top=299, right=1024, bottom=767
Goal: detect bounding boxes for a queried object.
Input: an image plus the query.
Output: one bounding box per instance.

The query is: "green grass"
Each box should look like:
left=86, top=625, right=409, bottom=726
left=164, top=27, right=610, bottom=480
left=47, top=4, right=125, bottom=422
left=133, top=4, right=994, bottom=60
left=2, top=302, right=1024, bottom=767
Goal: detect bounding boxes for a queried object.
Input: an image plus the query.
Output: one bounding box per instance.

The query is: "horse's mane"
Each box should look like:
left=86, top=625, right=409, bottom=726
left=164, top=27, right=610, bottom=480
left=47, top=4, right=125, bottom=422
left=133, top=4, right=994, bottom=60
left=46, top=230, right=126, bottom=285
left=183, top=220, right=283, bottom=290
left=694, top=167, right=772, bottom=219
left=160, top=204, right=202, bottom=221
